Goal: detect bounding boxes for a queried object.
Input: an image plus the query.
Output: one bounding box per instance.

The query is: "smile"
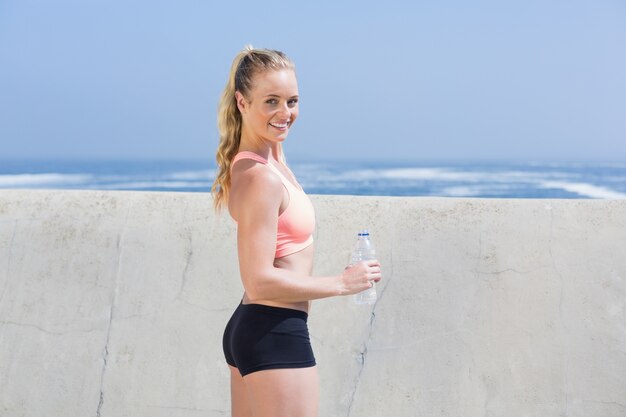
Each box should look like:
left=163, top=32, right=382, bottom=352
left=269, top=121, right=290, bottom=129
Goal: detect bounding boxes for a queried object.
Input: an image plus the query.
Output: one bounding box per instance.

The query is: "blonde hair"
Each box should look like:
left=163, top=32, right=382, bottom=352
left=211, top=46, right=295, bottom=211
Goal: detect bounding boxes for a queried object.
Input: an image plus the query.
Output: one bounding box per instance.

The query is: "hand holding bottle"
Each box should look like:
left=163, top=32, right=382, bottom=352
left=340, top=259, right=382, bottom=296
left=348, top=230, right=381, bottom=304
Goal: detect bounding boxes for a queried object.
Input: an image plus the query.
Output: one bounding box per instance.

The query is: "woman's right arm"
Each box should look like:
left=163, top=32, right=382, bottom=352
left=231, top=163, right=381, bottom=303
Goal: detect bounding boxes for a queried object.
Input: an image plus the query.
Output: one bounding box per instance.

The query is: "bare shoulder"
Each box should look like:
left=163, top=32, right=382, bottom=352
left=231, top=159, right=282, bottom=191
left=230, top=159, right=283, bottom=220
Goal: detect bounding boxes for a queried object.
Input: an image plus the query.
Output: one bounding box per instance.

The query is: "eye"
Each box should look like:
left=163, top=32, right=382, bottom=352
left=265, top=98, right=278, bottom=105
left=288, top=98, right=299, bottom=107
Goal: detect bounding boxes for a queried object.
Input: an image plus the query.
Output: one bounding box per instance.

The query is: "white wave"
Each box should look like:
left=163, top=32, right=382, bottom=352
left=168, top=170, right=214, bottom=180
left=329, top=167, right=556, bottom=183
left=529, top=161, right=626, bottom=169
left=440, top=186, right=483, bottom=197
left=0, top=173, right=92, bottom=187
left=439, top=183, right=522, bottom=197
left=540, top=181, right=626, bottom=199
left=333, top=168, right=485, bottom=182
left=99, top=181, right=210, bottom=189
left=381, top=168, right=482, bottom=181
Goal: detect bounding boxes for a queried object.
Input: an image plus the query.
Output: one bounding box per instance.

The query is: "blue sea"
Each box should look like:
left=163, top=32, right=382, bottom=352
left=1, top=159, right=626, bottom=199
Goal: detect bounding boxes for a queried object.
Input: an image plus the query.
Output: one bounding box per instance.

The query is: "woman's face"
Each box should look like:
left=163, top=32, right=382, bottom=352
left=237, top=68, right=299, bottom=144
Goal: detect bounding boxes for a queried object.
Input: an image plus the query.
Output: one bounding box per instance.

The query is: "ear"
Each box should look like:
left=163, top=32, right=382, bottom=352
left=235, top=91, right=247, bottom=114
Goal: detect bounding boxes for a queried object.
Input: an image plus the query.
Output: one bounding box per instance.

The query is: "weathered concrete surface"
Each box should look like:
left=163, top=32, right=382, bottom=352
left=0, top=190, right=624, bottom=417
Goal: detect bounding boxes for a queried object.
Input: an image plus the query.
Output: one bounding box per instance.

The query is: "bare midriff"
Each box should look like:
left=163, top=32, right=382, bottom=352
left=241, top=243, right=315, bottom=313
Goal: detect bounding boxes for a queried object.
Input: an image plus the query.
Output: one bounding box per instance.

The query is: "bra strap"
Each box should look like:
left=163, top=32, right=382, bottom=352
left=230, top=151, right=268, bottom=172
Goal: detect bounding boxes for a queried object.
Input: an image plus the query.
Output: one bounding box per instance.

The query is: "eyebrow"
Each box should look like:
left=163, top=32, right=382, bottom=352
left=264, top=94, right=299, bottom=99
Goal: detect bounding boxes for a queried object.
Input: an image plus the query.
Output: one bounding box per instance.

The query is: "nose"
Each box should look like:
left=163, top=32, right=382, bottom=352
left=277, top=102, right=291, bottom=119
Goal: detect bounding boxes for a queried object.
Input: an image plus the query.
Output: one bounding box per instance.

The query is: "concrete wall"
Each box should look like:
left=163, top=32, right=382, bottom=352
left=0, top=190, right=625, bottom=417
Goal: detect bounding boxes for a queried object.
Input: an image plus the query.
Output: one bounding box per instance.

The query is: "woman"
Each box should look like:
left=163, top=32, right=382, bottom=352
left=212, top=46, right=382, bottom=417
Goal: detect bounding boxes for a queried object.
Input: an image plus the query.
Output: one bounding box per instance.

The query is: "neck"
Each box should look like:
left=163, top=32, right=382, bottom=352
left=239, top=136, right=281, bottom=163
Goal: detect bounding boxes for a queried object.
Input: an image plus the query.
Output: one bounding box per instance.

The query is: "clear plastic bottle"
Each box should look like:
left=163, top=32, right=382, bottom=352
left=351, top=230, right=377, bottom=305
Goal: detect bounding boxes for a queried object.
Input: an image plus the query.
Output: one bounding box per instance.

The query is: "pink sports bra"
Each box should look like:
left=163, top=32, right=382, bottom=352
left=231, top=151, right=315, bottom=258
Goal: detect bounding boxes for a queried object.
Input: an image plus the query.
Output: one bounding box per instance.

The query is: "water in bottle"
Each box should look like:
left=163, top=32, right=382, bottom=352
left=351, top=230, right=377, bottom=304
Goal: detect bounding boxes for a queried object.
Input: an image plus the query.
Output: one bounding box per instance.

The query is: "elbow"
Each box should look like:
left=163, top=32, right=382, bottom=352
left=243, top=286, right=263, bottom=302
left=241, top=270, right=275, bottom=301
left=244, top=286, right=272, bottom=303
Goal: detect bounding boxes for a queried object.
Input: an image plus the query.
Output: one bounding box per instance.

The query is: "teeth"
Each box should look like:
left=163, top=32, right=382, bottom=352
left=270, top=121, right=289, bottom=128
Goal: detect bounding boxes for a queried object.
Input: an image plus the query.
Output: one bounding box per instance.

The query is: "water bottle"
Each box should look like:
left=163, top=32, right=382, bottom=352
left=351, top=230, right=377, bottom=305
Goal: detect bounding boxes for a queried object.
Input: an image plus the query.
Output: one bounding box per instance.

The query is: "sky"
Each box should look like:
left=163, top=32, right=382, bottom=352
left=1, top=0, right=625, bottom=163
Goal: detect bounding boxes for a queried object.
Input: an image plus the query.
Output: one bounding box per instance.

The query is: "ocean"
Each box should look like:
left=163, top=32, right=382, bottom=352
left=1, top=159, right=626, bottom=199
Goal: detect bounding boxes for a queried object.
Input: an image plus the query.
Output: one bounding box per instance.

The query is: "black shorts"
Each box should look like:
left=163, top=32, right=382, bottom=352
left=222, top=302, right=316, bottom=377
